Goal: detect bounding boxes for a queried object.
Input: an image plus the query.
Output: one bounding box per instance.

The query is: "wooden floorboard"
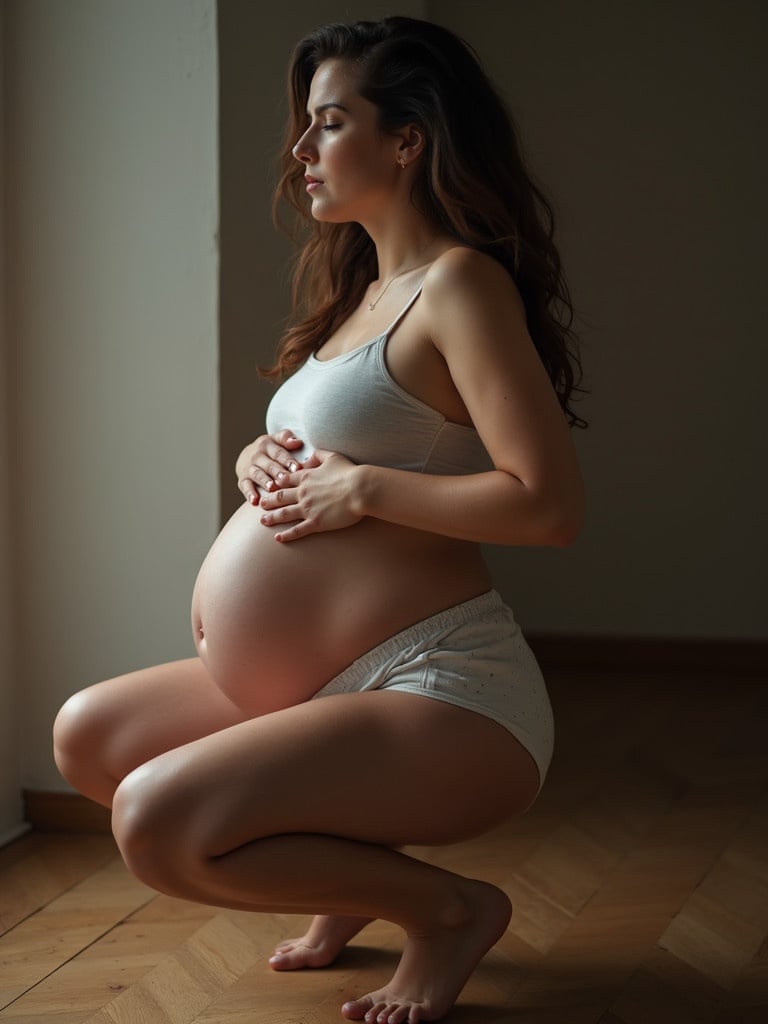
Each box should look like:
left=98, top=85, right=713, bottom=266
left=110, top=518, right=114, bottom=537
left=1, top=669, right=767, bottom=1022
left=0, top=834, right=118, bottom=936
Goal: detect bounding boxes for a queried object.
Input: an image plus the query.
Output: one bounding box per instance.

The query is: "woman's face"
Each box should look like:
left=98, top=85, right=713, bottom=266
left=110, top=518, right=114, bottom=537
left=293, top=59, right=402, bottom=224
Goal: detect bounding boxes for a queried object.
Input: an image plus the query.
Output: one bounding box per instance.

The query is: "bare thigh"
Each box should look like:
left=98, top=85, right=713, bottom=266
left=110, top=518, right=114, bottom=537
left=53, top=657, right=251, bottom=804
left=113, top=690, right=540, bottom=856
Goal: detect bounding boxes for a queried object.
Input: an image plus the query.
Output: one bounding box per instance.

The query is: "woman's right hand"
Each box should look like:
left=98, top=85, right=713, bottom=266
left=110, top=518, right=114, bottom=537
left=236, top=430, right=305, bottom=505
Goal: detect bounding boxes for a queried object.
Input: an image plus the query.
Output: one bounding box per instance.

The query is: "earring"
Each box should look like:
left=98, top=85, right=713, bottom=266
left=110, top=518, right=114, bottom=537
left=398, top=156, right=406, bottom=168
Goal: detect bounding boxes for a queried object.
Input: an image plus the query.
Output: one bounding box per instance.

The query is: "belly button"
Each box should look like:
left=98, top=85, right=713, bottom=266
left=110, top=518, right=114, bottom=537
left=198, top=626, right=205, bottom=640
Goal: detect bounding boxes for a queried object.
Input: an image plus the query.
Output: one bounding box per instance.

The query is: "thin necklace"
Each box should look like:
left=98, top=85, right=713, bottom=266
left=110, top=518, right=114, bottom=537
left=367, top=242, right=436, bottom=311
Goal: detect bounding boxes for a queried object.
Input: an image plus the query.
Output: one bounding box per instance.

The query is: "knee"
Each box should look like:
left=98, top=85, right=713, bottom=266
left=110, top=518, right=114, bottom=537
left=112, top=765, right=170, bottom=889
left=111, top=762, right=197, bottom=894
left=52, top=689, right=104, bottom=787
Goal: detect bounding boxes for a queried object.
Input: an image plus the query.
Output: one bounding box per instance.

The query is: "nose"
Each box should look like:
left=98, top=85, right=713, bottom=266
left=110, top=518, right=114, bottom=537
left=292, top=128, right=314, bottom=164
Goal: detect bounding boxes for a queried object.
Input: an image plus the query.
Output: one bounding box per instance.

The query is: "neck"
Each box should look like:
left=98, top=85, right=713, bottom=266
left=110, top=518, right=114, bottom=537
left=362, top=210, right=448, bottom=282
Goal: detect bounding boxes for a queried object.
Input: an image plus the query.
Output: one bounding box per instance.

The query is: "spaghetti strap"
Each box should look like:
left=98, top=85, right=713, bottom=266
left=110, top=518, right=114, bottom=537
left=383, top=285, right=424, bottom=338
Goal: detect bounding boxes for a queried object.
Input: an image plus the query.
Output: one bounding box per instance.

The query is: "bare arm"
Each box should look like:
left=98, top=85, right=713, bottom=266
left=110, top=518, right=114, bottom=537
left=355, top=249, right=583, bottom=545
left=353, top=465, right=578, bottom=547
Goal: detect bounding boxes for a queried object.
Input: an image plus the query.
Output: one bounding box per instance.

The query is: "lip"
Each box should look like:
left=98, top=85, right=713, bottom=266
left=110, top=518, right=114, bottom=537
left=305, top=175, right=324, bottom=191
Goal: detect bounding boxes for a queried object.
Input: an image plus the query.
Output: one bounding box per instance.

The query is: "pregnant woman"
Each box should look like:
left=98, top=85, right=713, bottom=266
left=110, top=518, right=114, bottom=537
left=54, top=17, right=585, bottom=1024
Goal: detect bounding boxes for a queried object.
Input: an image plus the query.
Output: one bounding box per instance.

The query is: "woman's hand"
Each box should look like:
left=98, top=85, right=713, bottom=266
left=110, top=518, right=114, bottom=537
left=258, top=449, right=363, bottom=542
left=236, top=429, right=306, bottom=505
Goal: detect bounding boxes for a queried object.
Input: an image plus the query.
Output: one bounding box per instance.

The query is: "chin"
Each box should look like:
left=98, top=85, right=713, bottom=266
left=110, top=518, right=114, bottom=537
left=308, top=199, right=357, bottom=225
left=310, top=209, right=351, bottom=224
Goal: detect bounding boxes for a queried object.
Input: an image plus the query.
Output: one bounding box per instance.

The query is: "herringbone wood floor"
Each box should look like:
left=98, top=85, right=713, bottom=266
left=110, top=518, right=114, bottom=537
left=1, top=668, right=767, bottom=1022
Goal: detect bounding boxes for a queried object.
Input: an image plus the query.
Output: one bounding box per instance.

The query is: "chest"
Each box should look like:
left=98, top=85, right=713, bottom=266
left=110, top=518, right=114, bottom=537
left=319, top=303, right=471, bottom=427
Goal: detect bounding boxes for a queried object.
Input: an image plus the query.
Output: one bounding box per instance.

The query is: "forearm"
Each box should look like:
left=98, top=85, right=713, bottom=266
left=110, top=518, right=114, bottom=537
left=353, top=464, right=582, bottom=547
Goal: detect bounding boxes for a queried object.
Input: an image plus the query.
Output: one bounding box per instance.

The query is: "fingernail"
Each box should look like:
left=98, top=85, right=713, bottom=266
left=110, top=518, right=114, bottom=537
left=276, top=471, right=286, bottom=482
left=289, top=461, right=299, bottom=472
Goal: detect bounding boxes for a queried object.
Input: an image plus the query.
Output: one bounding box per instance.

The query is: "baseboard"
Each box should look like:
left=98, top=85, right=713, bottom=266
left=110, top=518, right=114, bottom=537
left=0, top=821, right=32, bottom=849
left=527, top=634, right=768, bottom=674
left=23, top=790, right=111, bottom=834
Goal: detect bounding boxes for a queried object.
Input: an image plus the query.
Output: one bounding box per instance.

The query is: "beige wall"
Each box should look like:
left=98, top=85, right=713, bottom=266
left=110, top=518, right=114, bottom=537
left=0, top=3, right=25, bottom=845
left=3, top=0, right=219, bottom=811
left=431, top=0, right=767, bottom=638
left=220, top=0, right=767, bottom=639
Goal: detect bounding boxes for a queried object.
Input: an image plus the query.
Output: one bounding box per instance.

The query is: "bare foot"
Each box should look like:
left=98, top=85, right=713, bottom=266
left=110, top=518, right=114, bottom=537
left=340, top=880, right=511, bottom=1023
left=269, top=914, right=373, bottom=970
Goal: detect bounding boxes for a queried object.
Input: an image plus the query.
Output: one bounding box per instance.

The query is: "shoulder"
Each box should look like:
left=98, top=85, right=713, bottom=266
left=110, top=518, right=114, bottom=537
left=421, top=247, right=528, bottom=354
left=427, top=245, right=504, bottom=281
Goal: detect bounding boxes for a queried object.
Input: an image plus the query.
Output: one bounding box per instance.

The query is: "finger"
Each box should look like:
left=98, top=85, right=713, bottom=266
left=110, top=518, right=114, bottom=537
left=252, top=466, right=277, bottom=493
left=268, top=452, right=302, bottom=477
left=275, top=520, right=314, bottom=543
left=273, top=465, right=301, bottom=486
left=274, top=468, right=303, bottom=489
left=309, top=448, right=334, bottom=461
left=252, top=458, right=295, bottom=492
left=260, top=501, right=302, bottom=527
left=239, top=479, right=259, bottom=505
left=259, top=487, right=297, bottom=511
left=275, top=430, right=304, bottom=450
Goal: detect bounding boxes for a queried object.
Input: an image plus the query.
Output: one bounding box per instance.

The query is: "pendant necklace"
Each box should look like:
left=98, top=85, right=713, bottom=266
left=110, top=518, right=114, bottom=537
left=367, top=242, right=437, bottom=311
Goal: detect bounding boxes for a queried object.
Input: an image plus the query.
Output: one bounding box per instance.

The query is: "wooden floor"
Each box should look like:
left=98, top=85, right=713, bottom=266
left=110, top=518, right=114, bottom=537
left=1, top=669, right=768, bottom=1023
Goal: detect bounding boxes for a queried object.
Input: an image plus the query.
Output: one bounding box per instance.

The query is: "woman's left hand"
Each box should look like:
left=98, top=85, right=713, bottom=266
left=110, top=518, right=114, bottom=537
left=257, top=449, right=363, bottom=542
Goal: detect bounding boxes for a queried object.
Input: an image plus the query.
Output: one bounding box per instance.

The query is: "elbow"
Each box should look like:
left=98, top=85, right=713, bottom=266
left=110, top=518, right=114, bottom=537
left=538, top=489, right=584, bottom=547
left=546, top=465, right=585, bottom=546
left=496, top=470, right=584, bottom=547
left=548, top=514, right=582, bottom=547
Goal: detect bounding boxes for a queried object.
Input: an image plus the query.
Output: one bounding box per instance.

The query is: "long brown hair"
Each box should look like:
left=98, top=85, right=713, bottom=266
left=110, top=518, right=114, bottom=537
left=265, top=16, right=586, bottom=428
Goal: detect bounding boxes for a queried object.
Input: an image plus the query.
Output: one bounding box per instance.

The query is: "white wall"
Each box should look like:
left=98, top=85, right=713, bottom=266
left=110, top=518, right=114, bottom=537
left=0, top=3, right=25, bottom=845
left=4, top=0, right=219, bottom=801
left=434, top=0, right=768, bottom=638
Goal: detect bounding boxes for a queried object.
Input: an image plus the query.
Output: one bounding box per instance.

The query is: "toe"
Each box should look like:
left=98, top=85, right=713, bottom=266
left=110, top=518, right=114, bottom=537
left=272, top=939, right=295, bottom=954
left=341, top=995, right=375, bottom=1020
left=268, top=951, right=294, bottom=971
left=388, top=1006, right=412, bottom=1024
left=268, top=946, right=310, bottom=970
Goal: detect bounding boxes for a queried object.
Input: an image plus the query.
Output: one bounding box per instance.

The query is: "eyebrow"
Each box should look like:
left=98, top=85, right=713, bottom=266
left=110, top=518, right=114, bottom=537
left=306, top=102, right=350, bottom=117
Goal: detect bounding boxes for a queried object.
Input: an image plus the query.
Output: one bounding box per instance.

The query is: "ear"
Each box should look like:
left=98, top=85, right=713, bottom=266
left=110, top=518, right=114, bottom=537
left=395, top=124, right=426, bottom=168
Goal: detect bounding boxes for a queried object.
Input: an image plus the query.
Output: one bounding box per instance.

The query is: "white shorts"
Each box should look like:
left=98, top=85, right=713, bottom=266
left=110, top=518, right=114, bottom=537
left=311, top=590, right=554, bottom=794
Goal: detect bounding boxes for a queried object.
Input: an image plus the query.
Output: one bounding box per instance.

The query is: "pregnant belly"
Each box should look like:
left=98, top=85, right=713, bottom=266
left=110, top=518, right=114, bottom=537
left=191, top=502, right=320, bottom=713
left=191, top=502, right=489, bottom=716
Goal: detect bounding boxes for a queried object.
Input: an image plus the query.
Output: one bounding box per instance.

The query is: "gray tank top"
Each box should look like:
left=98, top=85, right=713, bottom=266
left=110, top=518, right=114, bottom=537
left=265, top=286, right=493, bottom=474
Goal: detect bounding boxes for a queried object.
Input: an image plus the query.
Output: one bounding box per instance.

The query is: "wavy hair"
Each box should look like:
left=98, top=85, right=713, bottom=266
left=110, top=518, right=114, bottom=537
left=265, top=16, right=586, bottom=427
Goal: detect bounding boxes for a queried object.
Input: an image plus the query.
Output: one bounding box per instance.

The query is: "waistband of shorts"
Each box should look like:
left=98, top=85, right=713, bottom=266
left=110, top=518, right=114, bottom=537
left=331, top=589, right=507, bottom=687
